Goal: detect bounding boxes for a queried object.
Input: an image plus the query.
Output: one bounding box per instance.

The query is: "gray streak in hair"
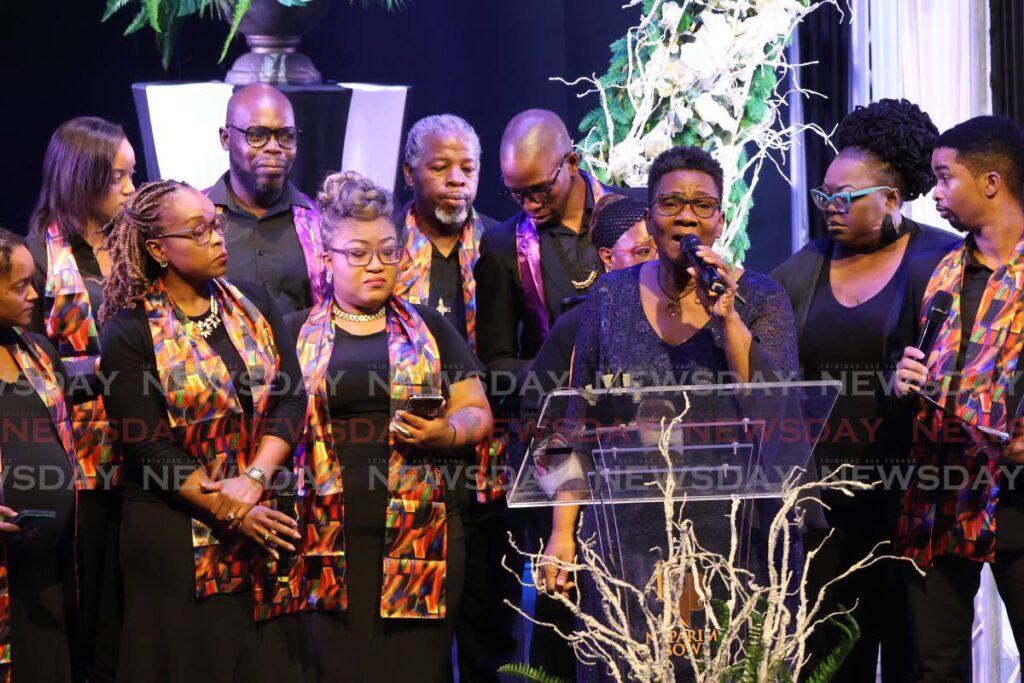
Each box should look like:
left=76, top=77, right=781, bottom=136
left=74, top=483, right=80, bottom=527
left=403, top=114, right=481, bottom=167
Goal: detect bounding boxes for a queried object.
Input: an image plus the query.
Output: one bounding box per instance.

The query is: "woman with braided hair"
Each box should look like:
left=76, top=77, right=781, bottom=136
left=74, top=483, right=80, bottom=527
left=97, top=180, right=307, bottom=681
left=771, top=99, right=960, bottom=680
left=285, top=172, right=492, bottom=681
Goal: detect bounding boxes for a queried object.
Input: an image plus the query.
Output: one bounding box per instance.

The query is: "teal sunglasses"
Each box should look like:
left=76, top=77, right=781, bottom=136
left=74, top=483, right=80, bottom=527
left=810, top=185, right=894, bottom=214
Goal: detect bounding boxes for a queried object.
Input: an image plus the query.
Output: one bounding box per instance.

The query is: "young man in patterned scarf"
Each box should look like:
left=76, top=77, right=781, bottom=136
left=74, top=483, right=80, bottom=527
left=896, top=115, right=1024, bottom=680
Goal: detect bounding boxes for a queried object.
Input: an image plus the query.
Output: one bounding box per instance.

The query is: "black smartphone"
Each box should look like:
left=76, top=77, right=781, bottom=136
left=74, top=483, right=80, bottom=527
left=405, top=394, right=445, bottom=420
left=10, top=509, right=56, bottom=532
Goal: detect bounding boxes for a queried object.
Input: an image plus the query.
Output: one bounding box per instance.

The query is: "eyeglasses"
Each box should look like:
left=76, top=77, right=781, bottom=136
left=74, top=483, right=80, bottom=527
left=226, top=125, right=302, bottom=149
left=329, top=245, right=405, bottom=267
left=650, top=193, right=721, bottom=219
left=157, top=214, right=226, bottom=246
left=609, top=242, right=657, bottom=260
left=810, top=186, right=894, bottom=214
left=499, top=152, right=571, bottom=206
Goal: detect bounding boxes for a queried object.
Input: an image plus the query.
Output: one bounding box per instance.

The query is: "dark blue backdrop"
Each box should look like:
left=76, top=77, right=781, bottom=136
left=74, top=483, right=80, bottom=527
left=2, top=0, right=799, bottom=273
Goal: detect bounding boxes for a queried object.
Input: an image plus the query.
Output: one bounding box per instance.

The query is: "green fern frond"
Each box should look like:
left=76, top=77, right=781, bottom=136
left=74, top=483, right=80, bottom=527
left=144, top=0, right=162, bottom=32
left=102, top=0, right=132, bottom=22
left=218, top=0, right=252, bottom=63
left=497, top=662, right=571, bottom=683
left=122, top=8, right=148, bottom=35
left=804, top=608, right=861, bottom=683
left=738, top=597, right=767, bottom=683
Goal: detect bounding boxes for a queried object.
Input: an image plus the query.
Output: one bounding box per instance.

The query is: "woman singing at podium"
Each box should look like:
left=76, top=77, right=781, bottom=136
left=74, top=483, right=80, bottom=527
left=540, top=146, right=802, bottom=681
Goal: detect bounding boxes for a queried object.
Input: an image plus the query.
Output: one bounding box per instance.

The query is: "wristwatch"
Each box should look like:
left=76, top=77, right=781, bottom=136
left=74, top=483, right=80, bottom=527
left=244, top=466, right=269, bottom=489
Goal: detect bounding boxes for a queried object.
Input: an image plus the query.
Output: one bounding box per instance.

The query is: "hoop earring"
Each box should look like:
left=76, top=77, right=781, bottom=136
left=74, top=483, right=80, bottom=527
left=158, top=259, right=169, bottom=269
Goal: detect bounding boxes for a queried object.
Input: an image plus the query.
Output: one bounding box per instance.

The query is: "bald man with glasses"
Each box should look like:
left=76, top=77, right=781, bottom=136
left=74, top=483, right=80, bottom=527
left=206, top=83, right=327, bottom=316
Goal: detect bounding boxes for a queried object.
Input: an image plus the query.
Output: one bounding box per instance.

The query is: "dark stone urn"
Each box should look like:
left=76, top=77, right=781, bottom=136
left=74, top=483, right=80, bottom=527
left=223, top=0, right=334, bottom=85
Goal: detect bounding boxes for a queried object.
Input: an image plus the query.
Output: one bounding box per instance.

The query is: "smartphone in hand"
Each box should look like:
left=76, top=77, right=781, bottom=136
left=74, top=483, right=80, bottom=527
left=404, top=394, right=444, bottom=420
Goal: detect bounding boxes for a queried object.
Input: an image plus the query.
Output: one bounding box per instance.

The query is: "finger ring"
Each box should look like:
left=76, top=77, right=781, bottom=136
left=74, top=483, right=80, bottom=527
left=263, top=532, right=270, bottom=542
left=226, top=512, right=236, bottom=522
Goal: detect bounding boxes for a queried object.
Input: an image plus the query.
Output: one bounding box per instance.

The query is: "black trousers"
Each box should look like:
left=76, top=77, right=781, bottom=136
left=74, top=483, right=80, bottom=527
left=453, top=501, right=520, bottom=683
left=72, top=489, right=122, bottom=683
left=803, top=489, right=913, bottom=682
left=908, top=552, right=1024, bottom=682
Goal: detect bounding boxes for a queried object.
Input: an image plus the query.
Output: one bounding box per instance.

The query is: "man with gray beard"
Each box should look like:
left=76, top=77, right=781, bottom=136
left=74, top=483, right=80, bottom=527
left=394, top=114, right=495, bottom=343
left=394, top=115, right=514, bottom=683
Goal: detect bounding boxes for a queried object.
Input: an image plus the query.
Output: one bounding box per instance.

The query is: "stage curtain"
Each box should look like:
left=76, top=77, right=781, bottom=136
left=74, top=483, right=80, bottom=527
left=991, top=0, right=1024, bottom=129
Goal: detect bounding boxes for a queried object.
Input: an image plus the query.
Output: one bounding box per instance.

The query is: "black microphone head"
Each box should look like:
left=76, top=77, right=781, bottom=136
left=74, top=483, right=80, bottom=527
left=680, top=234, right=703, bottom=251
left=927, top=291, right=954, bottom=322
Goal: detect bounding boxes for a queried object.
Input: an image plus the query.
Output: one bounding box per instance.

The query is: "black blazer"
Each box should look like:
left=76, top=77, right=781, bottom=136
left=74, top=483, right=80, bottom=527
left=473, top=184, right=645, bottom=378
left=770, top=217, right=961, bottom=374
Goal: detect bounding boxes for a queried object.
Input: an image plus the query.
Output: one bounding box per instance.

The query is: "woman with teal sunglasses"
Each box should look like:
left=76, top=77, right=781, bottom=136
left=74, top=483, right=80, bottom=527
left=771, top=99, right=959, bottom=682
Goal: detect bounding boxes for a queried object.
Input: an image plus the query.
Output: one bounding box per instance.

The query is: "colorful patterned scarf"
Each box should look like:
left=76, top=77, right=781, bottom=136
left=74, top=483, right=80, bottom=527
left=0, top=327, right=77, bottom=680
left=144, top=277, right=302, bottom=620
left=44, top=223, right=117, bottom=488
left=898, top=235, right=1024, bottom=565
left=393, top=208, right=508, bottom=502
left=516, top=170, right=605, bottom=340
left=292, top=204, right=329, bottom=306
left=295, top=296, right=449, bottom=618
left=394, top=206, right=485, bottom=352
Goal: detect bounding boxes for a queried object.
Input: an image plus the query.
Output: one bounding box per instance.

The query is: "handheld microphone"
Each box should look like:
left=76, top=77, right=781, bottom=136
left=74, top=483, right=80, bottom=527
left=680, top=234, right=727, bottom=296
left=917, top=291, right=954, bottom=357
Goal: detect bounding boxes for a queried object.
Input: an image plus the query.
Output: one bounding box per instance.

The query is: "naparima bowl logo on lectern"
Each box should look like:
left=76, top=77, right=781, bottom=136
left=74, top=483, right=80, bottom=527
left=652, top=562, right=720, bottom=656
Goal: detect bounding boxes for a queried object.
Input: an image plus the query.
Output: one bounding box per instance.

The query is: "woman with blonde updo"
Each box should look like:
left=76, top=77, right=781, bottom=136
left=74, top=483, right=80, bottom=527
left=288, top=172, right=492, bottom=681
left=97, top=179, right=307, bottom=681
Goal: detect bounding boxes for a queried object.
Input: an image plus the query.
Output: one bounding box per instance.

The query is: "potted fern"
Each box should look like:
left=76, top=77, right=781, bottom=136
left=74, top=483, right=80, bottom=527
left=102, top=0, right=402, bottom=84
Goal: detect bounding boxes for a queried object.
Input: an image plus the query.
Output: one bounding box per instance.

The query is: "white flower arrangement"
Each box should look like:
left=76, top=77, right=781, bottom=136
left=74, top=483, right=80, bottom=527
left=556, top=0, right=837, bottom=264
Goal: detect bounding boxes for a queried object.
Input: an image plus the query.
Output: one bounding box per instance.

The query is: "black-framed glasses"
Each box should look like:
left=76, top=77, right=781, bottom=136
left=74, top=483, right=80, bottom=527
left=226, top=125, right=302, bottom=149
left=650, top=193, right=721, bottom=219
left=810, top=186, right=894, bottom=214
left=329, top=245, right=405, bottom=267
left=157, top=214, right=226, bottom=246
left=499, top=151, right=571, bottom=206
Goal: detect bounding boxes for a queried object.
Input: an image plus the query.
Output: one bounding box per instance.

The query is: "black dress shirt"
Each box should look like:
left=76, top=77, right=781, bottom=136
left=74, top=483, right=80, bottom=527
left=207, top=173, right=316, bottom=317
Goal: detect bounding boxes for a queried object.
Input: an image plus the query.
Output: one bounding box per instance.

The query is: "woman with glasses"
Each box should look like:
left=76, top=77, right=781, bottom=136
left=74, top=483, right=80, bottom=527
left=541, top=146, right=800, bottom=682
left=770, top=99, right=959, bottom=682
left=97, top=180, right=307, bottom=681
left=287, top=172, right=492, bottom=682
left=26, top=116, right=136, bottom=682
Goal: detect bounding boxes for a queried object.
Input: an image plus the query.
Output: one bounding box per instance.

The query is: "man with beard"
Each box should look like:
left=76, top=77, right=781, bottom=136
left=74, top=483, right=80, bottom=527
left=394, top=114, right=495, bottom=343
left=393, top=114, right=516, bottom=683
left=207, top=84, right=326, bottom=315
left=475, top=109, right=635, bottom=378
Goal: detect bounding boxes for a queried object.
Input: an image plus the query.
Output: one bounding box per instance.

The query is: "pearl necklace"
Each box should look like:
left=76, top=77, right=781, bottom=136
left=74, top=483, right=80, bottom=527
left=332, top=303, right=386, bottom=325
